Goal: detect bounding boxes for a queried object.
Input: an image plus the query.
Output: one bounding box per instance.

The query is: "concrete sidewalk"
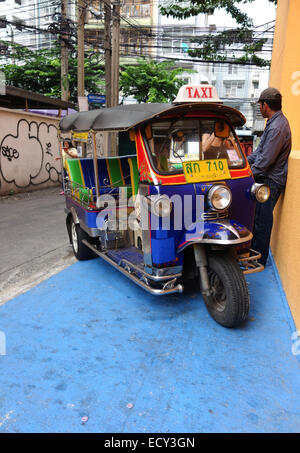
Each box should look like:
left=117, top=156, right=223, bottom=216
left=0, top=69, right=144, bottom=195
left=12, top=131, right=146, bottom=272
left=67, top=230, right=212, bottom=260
left=0, top=188, right=75, bottom=304
left=0, top=255, right=299, bottom=433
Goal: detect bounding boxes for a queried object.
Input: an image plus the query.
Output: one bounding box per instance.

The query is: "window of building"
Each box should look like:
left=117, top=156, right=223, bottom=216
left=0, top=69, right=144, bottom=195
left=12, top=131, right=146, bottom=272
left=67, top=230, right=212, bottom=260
left=140, top=4, right=150, bottom=17
left=224, top=81, right=244, bottom=97
left=228, top=64, right=238, bottom=75
left=15, top=0, right=22, bottom=5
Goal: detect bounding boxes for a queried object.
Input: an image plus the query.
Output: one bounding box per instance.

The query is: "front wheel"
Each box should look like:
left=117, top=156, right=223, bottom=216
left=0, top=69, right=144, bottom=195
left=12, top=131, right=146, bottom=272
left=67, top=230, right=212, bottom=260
left=202, top=252, right=250, bottom=328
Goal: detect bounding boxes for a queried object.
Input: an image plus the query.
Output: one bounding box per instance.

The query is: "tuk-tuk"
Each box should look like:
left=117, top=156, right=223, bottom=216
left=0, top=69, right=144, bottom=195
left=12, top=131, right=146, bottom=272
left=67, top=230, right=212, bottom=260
left=58, top=84, right=270, bottom=328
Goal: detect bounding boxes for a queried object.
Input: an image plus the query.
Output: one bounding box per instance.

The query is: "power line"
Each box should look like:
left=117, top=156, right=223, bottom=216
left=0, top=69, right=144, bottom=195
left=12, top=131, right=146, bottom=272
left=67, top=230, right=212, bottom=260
left=0, top=1, right=274, bottom=70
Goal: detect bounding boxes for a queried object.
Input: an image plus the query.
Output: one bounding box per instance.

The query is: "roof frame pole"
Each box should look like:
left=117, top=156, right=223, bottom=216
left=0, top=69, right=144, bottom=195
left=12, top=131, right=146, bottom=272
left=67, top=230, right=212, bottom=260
left=92, top=131, right=101, bottom=208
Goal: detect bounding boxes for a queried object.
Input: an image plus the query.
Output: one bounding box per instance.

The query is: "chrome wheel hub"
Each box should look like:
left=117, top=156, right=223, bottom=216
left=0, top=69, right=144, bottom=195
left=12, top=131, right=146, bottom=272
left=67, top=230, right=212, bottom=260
left=71, top=222, right=78, bottom=254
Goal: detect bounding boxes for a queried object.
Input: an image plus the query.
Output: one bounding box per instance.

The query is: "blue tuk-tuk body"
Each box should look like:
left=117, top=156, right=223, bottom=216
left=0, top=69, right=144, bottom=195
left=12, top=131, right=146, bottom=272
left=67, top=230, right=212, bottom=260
left=59, top=85, right=269, bottom=327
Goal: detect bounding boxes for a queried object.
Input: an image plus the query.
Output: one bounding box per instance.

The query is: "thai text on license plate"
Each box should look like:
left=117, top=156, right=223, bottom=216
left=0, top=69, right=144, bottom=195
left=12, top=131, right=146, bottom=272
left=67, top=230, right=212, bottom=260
left=183, top=159, right=231, bottom=183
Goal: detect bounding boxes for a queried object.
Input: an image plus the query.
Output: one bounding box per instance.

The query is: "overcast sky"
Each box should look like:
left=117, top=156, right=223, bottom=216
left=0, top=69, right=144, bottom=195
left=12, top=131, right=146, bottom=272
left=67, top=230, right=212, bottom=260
left=213, top=0, right=277, bottom=27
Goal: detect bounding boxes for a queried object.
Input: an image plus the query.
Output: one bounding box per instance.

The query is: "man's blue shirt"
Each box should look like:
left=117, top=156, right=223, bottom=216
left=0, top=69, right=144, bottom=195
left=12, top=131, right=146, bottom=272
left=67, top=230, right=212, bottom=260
left=248, top=111, right=291, bottom=186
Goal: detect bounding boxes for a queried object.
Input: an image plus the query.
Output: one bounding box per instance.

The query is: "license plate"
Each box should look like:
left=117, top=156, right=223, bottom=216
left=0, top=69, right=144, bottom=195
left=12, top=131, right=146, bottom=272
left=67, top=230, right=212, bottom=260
left=183, top=159, right=231, bottom=183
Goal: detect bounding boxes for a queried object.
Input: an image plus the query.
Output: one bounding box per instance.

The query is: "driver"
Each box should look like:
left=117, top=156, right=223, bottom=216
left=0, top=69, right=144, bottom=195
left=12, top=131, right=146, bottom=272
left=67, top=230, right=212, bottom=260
left=202, top=121, right=230, bottom=158
left=172, top=130, right=185, bottom=148
left=171, top=130, right=186, bottom=157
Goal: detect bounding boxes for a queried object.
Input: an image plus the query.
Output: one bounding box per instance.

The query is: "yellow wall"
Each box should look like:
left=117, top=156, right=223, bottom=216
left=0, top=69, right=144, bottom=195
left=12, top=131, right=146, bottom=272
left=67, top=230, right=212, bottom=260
left=271, top=152, right=300, bottom=327
left=269, top=0, right=300, bottom=328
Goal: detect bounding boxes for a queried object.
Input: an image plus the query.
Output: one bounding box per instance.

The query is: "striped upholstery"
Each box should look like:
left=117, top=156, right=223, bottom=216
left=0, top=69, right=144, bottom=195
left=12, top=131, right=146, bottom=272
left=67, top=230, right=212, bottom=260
left=65, top=159, right=84, bottom=186
left=68, top=156, right=139, bottom=201
left=80, top=159, right=95, bottom=188
left=106, top=158, right=125, bottom=187
left=128, top=156, right=139, bottom=197
left=65, top=159, right=90, bottom=203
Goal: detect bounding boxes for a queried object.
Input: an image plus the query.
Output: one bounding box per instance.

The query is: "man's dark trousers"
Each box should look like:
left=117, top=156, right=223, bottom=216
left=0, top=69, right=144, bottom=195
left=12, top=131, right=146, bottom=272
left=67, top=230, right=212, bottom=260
left=251, top=178, right=284, bottom=266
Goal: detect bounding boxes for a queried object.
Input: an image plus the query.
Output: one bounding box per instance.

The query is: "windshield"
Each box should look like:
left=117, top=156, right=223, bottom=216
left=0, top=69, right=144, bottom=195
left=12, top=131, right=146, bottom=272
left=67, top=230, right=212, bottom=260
left=145, top=118, right=245, bottom=174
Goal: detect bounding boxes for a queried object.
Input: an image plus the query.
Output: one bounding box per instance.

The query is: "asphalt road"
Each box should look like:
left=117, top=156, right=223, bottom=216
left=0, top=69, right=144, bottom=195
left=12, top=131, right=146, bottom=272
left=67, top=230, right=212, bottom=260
left=0, top=187, right=76, bottom=305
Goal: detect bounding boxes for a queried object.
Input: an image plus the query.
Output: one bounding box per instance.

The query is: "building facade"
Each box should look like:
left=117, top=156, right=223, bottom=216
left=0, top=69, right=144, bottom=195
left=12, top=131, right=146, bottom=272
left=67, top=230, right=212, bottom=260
left=86, top=0, right=158, bottom=64
left=0, top=0, right=33, bottom=51
left=156, top=1, right=274, bottom=131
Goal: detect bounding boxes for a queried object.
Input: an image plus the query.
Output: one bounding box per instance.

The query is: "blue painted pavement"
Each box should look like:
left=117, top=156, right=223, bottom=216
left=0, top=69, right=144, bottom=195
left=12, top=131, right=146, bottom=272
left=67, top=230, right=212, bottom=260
left=0, top=255, right=300, bottom=433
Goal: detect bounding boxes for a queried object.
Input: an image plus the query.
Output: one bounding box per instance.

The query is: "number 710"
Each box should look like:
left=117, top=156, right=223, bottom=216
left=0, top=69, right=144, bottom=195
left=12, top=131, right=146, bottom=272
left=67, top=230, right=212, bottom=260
left=206, top=160, right=224, bottom=171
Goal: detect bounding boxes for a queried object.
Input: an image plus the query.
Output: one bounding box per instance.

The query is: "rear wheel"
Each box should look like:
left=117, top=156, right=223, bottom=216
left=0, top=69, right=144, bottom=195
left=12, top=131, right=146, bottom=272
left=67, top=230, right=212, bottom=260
left=202, top=252, right=249, bottom=328
left=70, top=219, right=96, bottom=261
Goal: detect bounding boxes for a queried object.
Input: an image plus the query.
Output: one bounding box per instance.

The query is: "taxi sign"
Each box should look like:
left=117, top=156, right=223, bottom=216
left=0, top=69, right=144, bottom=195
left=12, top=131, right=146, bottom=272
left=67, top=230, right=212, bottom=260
left=183, top=159, right=231, bottom=183
left=173, top=84, right=222, bottom=104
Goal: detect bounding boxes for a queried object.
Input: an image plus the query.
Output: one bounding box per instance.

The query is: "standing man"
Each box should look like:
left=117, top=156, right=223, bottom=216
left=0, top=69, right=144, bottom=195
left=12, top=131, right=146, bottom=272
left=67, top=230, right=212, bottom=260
left=248, top=87, right=292, bottom=266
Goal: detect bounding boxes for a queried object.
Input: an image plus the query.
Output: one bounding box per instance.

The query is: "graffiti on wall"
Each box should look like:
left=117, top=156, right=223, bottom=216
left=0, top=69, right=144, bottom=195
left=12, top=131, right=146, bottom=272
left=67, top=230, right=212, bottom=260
left=0, top=118, right=61, bottom=190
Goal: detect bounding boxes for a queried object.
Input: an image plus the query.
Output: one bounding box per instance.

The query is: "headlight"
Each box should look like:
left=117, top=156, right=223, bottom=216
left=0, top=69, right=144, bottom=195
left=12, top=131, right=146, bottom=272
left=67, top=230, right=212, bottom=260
left=251, top=183, right=270, bottom=203
left=207, top=185, right=232, bottom=211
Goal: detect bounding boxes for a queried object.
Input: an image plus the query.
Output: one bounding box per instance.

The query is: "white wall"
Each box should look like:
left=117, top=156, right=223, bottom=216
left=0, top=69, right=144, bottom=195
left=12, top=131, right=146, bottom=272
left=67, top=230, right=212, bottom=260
left=0, top=108, right=61, bottom=195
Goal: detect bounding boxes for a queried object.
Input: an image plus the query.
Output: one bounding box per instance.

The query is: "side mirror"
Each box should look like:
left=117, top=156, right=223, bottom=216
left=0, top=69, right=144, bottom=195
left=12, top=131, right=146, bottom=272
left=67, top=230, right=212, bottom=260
left=214, top=120, right=230, bottom=139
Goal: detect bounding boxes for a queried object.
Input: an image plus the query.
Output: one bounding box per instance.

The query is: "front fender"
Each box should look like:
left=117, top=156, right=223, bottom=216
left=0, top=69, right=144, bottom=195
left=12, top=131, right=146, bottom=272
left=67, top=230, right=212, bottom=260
left=177, top=219, right=253, bottom=253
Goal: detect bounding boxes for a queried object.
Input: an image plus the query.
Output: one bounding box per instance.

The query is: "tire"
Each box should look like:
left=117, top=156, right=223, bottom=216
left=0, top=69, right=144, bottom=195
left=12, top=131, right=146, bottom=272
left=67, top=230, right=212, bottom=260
left=70, top=219, right=96, bottom=261
left=202, top=252, right=250, bottom=328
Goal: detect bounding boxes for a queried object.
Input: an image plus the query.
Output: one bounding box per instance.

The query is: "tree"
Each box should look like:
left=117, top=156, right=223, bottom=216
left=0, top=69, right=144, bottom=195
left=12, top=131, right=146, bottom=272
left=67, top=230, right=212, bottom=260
left=159, top=0, right=278, bottom=67
left=0, top=42, right=104, bottom=103
left=120, top=59, right=194, bottom=103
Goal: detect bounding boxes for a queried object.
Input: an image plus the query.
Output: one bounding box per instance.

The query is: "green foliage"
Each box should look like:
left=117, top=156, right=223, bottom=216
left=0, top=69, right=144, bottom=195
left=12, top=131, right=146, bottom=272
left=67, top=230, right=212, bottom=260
left=188, top=28, right=270, bottom=67
left=160, top=0, right=277, bottom=67
left=160, top=0, right=258, bottom=26
left=120, top=59, right=193, bottom=103
left=0, top=42, right=105, bottom=103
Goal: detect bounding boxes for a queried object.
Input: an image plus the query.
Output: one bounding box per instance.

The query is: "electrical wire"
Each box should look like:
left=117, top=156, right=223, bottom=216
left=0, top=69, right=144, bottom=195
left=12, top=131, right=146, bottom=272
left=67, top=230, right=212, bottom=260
left=0, top=0, right=274, bottom=70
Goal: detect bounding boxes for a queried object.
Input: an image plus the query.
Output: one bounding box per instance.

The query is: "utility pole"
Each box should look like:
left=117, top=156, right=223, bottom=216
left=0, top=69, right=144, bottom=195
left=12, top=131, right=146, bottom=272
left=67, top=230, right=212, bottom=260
left=7, top=24, right=15, bottom=65
left=111, top=0, right=120, bottom=107
left=110, top=1, right=120, bottom=155
left=61, top=0, right=69, bottom=101
left=103, top=0, right=112, bottom=108
left=77, top=0, right=87, bottom=110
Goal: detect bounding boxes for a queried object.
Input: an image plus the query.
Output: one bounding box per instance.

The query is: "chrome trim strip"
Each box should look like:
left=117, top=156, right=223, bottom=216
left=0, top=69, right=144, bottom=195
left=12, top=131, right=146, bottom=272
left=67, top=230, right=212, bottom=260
left=178, top=233, right=253, bottom=252
left=201, top=210, right=228, bottom=221
left=82, top=240, right=184, bottom=296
